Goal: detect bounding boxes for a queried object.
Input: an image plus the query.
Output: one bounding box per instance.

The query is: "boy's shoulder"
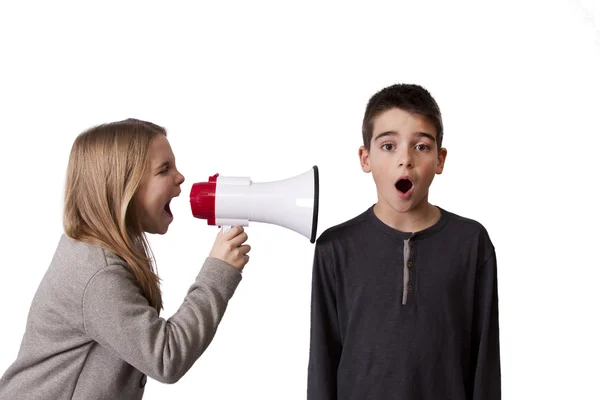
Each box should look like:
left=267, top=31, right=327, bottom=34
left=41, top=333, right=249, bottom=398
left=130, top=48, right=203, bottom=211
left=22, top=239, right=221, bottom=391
left=315, top=206, right=494, bottom=246
left=315, top=208, right=372, bottom=246
left=441, top=207, right=493, bottom=240
left=440, top=208, right=496, bottom=261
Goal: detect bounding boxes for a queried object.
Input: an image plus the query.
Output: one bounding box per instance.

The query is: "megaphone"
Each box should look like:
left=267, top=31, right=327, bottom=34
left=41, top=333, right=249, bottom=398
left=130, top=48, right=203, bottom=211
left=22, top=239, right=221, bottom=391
left=190, top=166, right=319, bottom=243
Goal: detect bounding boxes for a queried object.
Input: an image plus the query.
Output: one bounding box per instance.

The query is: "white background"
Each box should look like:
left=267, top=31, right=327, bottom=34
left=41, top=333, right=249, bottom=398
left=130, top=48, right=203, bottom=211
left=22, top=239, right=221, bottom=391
left=1, top=0, right=599, bottom=398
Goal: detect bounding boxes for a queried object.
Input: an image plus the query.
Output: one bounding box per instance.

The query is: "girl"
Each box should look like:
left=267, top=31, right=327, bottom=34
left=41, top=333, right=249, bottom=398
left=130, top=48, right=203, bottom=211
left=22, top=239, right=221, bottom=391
left=0, top=119, right=251, bottom=400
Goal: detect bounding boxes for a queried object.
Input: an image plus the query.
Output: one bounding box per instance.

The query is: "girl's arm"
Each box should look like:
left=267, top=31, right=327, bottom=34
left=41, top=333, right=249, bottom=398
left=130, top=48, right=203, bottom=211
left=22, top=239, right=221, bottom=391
left=82, top=257, right=241, bottom=383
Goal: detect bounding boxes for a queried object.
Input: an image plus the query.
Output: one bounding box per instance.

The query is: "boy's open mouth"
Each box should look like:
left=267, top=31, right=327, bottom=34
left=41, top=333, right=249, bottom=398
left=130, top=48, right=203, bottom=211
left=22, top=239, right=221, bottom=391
left=164, top=201, right=173, bottom=217
left=395, top=178, right=413, bottom=194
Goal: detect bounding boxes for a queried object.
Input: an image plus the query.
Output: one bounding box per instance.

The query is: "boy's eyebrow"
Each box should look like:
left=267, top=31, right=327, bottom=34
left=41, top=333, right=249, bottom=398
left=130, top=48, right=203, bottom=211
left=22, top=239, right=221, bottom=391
left=416, top=131, right=436, bottom=142
left=373, top=131, right=436, bottom=142
left=373, top=131, right=398, bottom=141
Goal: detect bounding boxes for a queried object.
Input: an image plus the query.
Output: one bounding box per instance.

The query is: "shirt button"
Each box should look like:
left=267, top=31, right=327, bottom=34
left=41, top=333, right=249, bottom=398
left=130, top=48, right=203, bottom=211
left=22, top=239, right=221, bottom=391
left=407, top=261, right=414, bottom=268
left=140, top=374, right=147, bottom=388
left=407, top=283, right=413, bottom=291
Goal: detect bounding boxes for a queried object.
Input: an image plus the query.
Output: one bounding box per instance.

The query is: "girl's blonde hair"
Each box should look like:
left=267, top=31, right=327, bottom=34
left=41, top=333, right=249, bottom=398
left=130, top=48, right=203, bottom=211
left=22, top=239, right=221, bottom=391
left=64, top=118, right=165, bottom=311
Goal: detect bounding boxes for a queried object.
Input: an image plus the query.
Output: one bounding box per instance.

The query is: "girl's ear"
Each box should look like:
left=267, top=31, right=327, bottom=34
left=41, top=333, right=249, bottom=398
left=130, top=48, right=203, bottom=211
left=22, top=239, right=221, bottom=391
left=359, top=146, right=371, bottom=173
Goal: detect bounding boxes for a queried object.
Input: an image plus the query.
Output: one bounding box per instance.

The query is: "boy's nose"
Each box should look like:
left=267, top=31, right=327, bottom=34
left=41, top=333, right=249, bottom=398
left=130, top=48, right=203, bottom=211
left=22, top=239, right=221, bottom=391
left=177, top=171, right=185, bottom=185
left=397, top=150, right=414, bottom=168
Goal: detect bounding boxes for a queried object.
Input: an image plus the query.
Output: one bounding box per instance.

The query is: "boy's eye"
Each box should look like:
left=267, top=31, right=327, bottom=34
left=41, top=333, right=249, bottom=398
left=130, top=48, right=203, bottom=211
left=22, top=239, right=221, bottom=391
left=415, top=144, right=430, bottom=151
left=381, top=143, right=395, bottom=151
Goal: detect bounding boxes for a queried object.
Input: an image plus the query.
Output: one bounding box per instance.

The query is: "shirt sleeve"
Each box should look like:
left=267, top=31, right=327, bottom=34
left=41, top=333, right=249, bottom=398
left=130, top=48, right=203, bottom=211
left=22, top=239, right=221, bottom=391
left=470, top=250, right=501, bottom=399
left=82, top=256, right=242, bottom=384
left=307, top=240, right=342, bottom=400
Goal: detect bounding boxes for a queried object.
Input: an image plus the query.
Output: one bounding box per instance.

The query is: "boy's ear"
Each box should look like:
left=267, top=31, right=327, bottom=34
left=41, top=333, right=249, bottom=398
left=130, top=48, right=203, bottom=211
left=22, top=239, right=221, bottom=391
left=436, top=147, right=447, bottom=174
left=359, top=146, right=371, bottom=173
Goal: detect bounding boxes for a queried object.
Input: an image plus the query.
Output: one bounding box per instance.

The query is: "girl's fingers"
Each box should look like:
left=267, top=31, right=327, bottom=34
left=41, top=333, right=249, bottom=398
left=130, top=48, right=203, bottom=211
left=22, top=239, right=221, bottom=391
left=238, top=244, right=251, bottom=255
left=221, top=225, right=243, bottom=240
left=230, top=231, right=249, bottom=247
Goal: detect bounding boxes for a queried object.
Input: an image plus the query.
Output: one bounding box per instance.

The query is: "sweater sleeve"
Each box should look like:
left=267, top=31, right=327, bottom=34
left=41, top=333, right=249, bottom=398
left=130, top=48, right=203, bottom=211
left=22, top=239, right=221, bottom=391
left=470, top=251, right=501, bottom=399
left=82, top=257, right=242, bottom=384
left=307, top=240, right=341, bottom=400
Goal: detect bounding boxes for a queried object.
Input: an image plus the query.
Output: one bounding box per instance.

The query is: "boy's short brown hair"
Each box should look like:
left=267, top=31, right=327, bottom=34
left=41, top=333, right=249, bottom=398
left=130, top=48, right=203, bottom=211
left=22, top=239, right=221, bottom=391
left=362, top=84, right=443, bottom=150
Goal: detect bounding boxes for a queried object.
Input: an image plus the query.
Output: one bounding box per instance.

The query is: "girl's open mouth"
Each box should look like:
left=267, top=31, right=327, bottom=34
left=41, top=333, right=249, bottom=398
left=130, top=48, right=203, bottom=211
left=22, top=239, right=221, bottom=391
left=164, top=201, right=173, bottom=217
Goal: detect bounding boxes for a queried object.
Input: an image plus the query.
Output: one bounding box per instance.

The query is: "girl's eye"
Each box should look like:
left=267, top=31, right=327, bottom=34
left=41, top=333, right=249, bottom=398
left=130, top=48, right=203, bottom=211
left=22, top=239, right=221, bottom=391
left=159, top=168, right=169, bottom=175
left=381, top=143, right=394, bottom=151
left=415, top=144, right=430, bottom=151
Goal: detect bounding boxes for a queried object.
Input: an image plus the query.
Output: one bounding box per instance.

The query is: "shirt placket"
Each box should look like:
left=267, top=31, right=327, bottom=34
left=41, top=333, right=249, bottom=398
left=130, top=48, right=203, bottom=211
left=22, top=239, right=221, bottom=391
left=402, top=237, right=415, bottom=305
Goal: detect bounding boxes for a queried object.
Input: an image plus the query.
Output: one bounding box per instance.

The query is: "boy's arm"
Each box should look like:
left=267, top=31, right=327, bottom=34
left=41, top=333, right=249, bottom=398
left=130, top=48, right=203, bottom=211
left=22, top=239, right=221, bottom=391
left=307, top=240, right=341, bottom=400
left=470, top=250, right=501, bottom=400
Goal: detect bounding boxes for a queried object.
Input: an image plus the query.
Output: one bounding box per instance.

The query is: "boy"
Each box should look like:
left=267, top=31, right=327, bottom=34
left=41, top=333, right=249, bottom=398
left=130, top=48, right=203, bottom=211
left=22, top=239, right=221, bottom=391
left=307, top=84, right=500, bottom=399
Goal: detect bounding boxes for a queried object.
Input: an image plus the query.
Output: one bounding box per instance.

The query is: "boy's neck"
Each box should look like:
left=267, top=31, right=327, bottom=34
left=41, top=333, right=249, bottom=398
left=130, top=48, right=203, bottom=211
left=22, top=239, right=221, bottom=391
left=373, top=199, right=440, bottom=233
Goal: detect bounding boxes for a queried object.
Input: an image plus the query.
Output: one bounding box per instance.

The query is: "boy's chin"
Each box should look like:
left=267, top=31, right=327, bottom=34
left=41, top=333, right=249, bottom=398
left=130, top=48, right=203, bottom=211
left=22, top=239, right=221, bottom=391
left=390, top=204, right=419, bottom=215
left=381, top=195, right=429, bottom=213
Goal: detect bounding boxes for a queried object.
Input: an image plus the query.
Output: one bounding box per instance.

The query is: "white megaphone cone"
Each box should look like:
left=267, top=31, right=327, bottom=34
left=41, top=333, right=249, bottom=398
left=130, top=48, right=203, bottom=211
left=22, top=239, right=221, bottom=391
left=190, top=166, right=319, bottom=243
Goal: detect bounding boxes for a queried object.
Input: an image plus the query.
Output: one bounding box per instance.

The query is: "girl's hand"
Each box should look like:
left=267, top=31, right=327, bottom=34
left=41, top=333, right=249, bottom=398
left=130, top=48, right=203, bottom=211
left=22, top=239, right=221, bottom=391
left=209, top=226, right=251, bottom=271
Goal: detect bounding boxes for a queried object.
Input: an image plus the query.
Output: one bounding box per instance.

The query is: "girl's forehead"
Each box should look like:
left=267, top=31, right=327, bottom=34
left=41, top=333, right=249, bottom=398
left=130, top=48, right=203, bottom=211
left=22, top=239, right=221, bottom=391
left=148, top=135, right=173, bottom=156
left=146, top=135, right=175, bottom=168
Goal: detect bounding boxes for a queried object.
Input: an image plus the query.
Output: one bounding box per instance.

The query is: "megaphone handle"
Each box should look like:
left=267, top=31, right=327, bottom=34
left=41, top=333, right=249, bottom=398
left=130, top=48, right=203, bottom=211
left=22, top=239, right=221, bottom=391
left=221, top=225, right=232, bottom=235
